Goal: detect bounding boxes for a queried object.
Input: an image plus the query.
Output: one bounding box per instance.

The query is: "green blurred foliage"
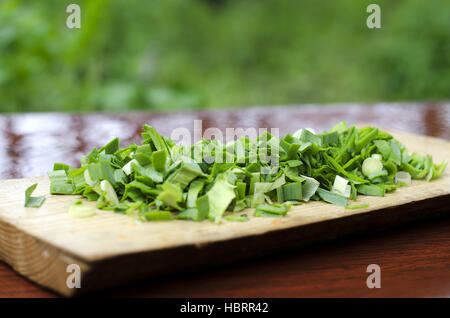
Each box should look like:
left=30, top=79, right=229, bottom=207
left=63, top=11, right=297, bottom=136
left=0, top=0, right=449, bottom=112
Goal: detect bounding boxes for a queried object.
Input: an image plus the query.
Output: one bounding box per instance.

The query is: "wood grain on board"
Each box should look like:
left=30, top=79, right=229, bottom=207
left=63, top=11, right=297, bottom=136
left=0, top=129, right=449, bottom=296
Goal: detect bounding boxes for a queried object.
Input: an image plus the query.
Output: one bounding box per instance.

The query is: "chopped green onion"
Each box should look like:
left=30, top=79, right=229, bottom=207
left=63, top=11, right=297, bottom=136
left=357, top=184, right=385, bottom=197
left=186, top=179, right=205, bottom=208
left=24, top=183, right=46, bottom=208
left=84, top=169, right=95, bottom=185
left=316, top=188, right=348, bottom=206
left=175, top=208, right=203, bottom=221
left=48, top=170, right=74, bottom=194
left=197, top=173, right=236, bottom=223
left=225, top=214, right=250, bottom=222
left=100, top=180, right=119, bottom=205
left=68, top=204, right=96, bottom=218
left=280, top=182, right=302, bottom=201
left=53, top=163, right=71, bottom=171
left=254, top=210, right=284, bottom=218
left=254, top=203, right=289, bottom=217
left=300, top=175, right=320, bottom=201
left=345, top=203, right=369, bottom=210
left=394, top=171, right=411, bottom=186
left=152, top=150, right=167, bottom=172
left=362, top=157, right=383, bottom=177
left=157, top=182, right=183, bottom=210
left=331, top=175, right=348, bottom=197
left=142, top=211, right=173, bottom=221
left=122, top=159, right=138, bottom=175
left=40, top=122, right=446, bottom=223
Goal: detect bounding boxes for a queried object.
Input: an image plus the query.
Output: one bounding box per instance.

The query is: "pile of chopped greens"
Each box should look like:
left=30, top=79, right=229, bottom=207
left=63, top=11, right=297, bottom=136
left=27, top=122, right=447, bottom=222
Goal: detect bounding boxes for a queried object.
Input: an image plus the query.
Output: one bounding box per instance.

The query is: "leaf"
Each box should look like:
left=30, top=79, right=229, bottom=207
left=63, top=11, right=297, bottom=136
left=24, top=183, right=46, bottom=208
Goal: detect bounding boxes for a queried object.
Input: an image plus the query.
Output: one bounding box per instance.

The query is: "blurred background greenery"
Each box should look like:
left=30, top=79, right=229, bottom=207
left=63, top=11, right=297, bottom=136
left=0, top=0, right=448, bottom=113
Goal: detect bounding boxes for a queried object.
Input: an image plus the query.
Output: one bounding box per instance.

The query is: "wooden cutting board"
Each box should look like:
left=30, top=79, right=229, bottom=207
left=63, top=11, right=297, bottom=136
left=0, top=129, right=449, bottom=296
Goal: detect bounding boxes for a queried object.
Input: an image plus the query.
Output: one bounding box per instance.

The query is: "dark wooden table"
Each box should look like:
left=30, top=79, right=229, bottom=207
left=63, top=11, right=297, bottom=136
left=1, top=102, right=449, bottom=297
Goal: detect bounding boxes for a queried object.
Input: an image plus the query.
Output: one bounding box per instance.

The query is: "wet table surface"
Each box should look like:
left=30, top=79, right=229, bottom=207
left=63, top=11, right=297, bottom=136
left=0, top=102, right=449, bottom=297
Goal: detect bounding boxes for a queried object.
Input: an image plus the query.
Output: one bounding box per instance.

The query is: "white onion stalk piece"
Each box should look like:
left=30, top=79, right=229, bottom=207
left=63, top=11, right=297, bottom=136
left=362, top=157, right=383, bottom=177
left=100, top=180, right=120, bottom=205
left=84, top=169, right=95, bottom=186
left=122, top=159, right=138, bottom=175
left=394, top=171, right=411, bottom=186
left=331, top=175, right=349, bottom=197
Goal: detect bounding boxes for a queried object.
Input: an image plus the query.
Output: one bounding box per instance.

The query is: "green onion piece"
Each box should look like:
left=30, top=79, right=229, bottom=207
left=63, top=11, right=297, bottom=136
left=233, top=199, right=247, bottom=212
left=48, top=170, right=75, bottom=194
left=197, top=173, right=236, bottom=223
left=186, top=179, right=205, bottom=208
left=389, top=140, right=402, bottom=165
left=255, top=204, right=289, bottom=215
left=100, top=180, right=119, bottom=205
left=431, top=161, right=447, bottom=180
left=362, top=157, right=383, bottom=177
left=345, top=203, right=369, bottom=210
left=152, top=150, right=167, bottom=172
left=316, top=188, right=348, bottom=206
left=300, top=128, right=321, bottom=146
left=68, top=204, right=96, bottom=218
left=394, top=171, right=411, bottom=186
left=122, top=159, right=138, bottom=175
left=373, top=140, right=391, bottom=159
left=166, top=162, right=204, bottom=189
left=157, top=182, right=183, bottom=210
left=142, top=211, right=173, bottom=221
left=249, top=172, right=260, bottom=194
left=254, top=210, right=283, bottom=218
left=83, top=185, right=101, bottom=201
left=300, top=175, right=319, bottom=201
left=253, top=174, right=285, bottom=197
left=85, top=161, right=116, bottom=186
left=225, top=214, right=250, bottom=222
left=235, top=182, right=247, bottom=200
left=357, top=184, right=385, bottom=197
left=284, top=167, right=305, bottom=183
left=384, top=184, right=398, bottom=192
left=24, top=183, right=46, bottom=207
left=331, top=175, right=348, bottom=197
left=281, top=183, right=302, bottom=201
left=142, top=125, right=172, bottom=163
left=84, top=169, right=96, bottom=185
left=53, top=163, right=71, bottom=171
left=329, top=121, right=348, bottom=133
left=100, top=137, right=119, bottom=154
left=276, top=186, right=284, bottom=202
left=68, top=166, right=88, bottom=194
left=175, top=208, right=203, bottom=221
left=355, top=127, right=378, bottom=152
left=132, top=162, right=163, bottom=183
